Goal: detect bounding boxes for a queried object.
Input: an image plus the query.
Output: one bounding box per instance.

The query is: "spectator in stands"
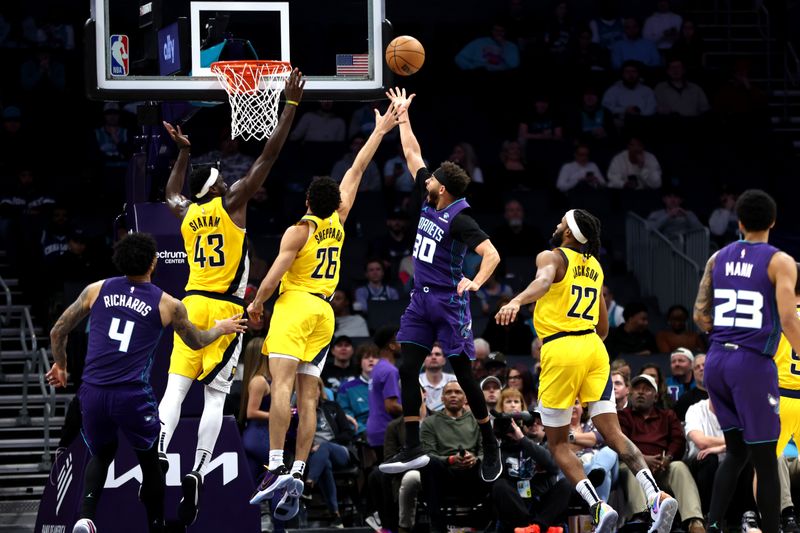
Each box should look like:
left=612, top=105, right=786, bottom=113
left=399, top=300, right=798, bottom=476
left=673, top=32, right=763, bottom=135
left=384, top=143, right=421, bottom=195
left=483, top=296, right=535, bottom=354
left=713, top=57, right=769, bottom=132
left=603, top=285, right=625, bottom=328
left=518, top=95, right=564, bottom=145
left=708, top=190, right=739, bottom=246
left=674, top=354, right=708, bottom=421
left=590, top=0, right=624, bottom=49
left=656, top=304, right=706, bottom=353
left=484, top=350, right=509, bottom=380
left=646, top=188, right=704, bottom=243
left=240, top=337, right=271, bottom=484
left=420, top=381, right=486, bottom=533
left=655, top=59, right=710, bottom=117
left=419, top=343, right=457, bottom=412
left=20, top=48, right=66, bottom=92
left=482, top=375, right=502, bottom=412
left=54, top=230, right=105, bottom=286
left=354, top=258, right=400, bottom=313
left=640, top=363, right=671, bottom=409
left=332, top=289, right=369, bottom=337
left=610, top=18, right=662, bottom=70
left=455, top=22, right=520, bottom=71
left=370, top=207, right=414, bottom=282
left=349, top=101, right=398, bottom=142
left=643, top=0, right=682, bottom=50
left=543, top=1, right=574, bottom=65
left=556, top=143, right=606, bottom=193
left=366, top=326, right=402, bottom=461
left=289, top=100, right=346, bottom=143
left=321, top=335, right=357, bottom=393
left=671, top=19, right=705, bottom=76
left=92, top=103, right=130, bottom=170
left=602, top=61, right=657, bottom=123
left=492, top=388, right=571, bottom=533
left=604, top=301, right=658, bottom=357
left=612, top=370, right=630, bottom=409
left=473, top=337, right=492, bottom=380
left=506, top=364, right=537, bottom=407
left=331, top=136, right=382, bottom=192
left=0, top=106, right=32, bottom=177
left=569, top=87, right=614, bottom=142
left=497, top=140, right=531, bottom=190
left=618, top=374, right=705, bottom=532
left=684, top=398, right=725, bottom=516
left=529, top=337, right=542, bottom=378
left=606, top=137, right=662, bottom=190
left=192, top=130, right=255, bottom=182
left=307, top=377, right=356, bottom=528
left=611, top=357, right=632, bottom=382
left=665, top=347, right=696, bottom=403
left=246, top=185, right=287, bottom=236
left=448, top=141, right=484, bottom=184
left=337, top=343, right=378, bottom=436
left=490, top=199, right=546, bottom=258
left=568, top=25, right=611, bottom=76
left=569, top=399, right=620, bottom=503
left=40, top=205, right=71, bottom=267
left=475, top=262, right=514, bottom=315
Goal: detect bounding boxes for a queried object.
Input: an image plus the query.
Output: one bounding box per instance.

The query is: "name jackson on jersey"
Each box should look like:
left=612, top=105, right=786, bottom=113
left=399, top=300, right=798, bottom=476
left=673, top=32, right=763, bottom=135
left=572, top=264, right=600, bottom=282
left=101, top=293, right=153, bottom=317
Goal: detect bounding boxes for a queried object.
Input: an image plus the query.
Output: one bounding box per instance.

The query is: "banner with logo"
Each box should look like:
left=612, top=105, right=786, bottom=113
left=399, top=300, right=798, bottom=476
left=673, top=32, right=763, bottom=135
left=36, top=416, right=260, bottom=532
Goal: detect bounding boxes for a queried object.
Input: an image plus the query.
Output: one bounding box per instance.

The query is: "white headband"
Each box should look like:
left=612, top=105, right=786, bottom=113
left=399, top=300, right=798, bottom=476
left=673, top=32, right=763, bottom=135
left=196, top=168, right=219, bottom=198
left=566, top=209, right=588, bottom=244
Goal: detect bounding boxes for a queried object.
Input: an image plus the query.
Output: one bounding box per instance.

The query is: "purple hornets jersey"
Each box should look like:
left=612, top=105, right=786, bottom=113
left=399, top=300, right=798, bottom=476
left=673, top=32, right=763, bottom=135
left=83, top=277, right=164, bottom=386
left=412, top=198, right=470, bottom=290
left=709, top=241, right=781, bottom=355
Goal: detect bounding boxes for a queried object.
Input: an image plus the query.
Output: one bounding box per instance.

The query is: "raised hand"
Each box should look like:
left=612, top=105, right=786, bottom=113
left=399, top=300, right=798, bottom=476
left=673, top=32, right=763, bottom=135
left=373, top=104, right=407, bottom=134
left=214, top=314, right=248, bottom=335
left=284, top=68, right=306, bottom=103
left=385, top=87, right=416, bottom=109
left=163, top=121, right=191, bottom=149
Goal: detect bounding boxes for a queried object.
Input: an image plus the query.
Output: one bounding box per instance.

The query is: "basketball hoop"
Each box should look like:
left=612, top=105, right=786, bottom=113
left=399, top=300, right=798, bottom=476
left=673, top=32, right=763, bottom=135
left=211, top=60, right=292, bottom=141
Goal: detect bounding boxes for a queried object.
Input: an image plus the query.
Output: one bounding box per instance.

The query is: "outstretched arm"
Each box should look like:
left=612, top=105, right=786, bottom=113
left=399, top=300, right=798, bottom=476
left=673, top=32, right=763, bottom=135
left=226, top=69, right=306, bottom=214
left=163, top=122, right=192, bottom=219
left=693, top=252, right=718, bottom=332
left=163, top=294, right=247, bottom=349
left=247, top=224, right=309, bottom=321
left=47, top=281, right=102, bottom=387
left=338, top=104, right=404, bottom=223
left=386, top=87, right=425, bottom=177
left=495, top=251, right=561, bottom=325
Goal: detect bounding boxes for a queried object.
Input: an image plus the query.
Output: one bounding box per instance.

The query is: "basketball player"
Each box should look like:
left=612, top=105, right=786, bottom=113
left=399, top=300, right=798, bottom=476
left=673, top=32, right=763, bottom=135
left=45, top=233, right=246, bottom=533
left=494, top=209, right=678, bottom=533
left=693, top=190, right=800, bottom=533
left=157, top=69, right=304, bottom=525
left=246, top=104, right=405, bottom=518
left=376, top=88, right=503, bottom=483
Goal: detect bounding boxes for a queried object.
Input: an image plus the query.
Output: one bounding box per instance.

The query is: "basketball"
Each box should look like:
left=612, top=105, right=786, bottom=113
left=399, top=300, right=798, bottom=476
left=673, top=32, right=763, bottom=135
left=385, top=35, right=425, bottom=76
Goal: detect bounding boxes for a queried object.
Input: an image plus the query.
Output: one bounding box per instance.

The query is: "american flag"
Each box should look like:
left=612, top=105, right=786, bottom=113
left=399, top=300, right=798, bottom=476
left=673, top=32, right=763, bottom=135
left=336, top=54, right=370, bottom=76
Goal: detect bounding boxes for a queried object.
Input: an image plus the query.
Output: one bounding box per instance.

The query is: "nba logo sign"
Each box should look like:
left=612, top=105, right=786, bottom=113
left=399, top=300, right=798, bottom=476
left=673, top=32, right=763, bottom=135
left=110, top=34, right=129, bottom=77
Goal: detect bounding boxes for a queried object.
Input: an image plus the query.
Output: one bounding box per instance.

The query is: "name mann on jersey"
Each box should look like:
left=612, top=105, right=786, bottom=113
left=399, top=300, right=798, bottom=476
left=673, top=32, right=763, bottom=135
left=314, top=227, right=344, bottom=244
left=188, top=215, right=221, bottom=232
left=725, top=261, right=754, bottom=278
left=573, top=264, right=600, bottom=282
left=102, top=294, right=153, bottom=317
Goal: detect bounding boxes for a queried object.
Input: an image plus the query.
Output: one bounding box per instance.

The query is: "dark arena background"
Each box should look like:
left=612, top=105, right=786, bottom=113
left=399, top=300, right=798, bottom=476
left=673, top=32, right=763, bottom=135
left=1, top=0, right=800, bottom=532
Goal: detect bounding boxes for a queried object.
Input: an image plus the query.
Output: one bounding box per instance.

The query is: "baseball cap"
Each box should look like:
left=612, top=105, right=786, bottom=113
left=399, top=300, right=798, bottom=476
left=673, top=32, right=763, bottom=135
left=484, top=351, right=507, bottom=368
left=631, top=374, right=658, bottom=391
left=480, top=376, right=503, bottom=390
left=332, top=335, right=353, bottom=347
left=670, top=347, right=694, bottom=363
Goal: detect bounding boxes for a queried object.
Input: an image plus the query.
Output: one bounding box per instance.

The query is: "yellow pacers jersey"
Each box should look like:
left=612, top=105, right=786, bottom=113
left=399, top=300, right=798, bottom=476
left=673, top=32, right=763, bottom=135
left=181, top=197, right=248, bottom=297
left=775, top=305, right=800, bottom=391
left=534, top=247, right=604, bottom=338
left=280, top=212, right=344, bottom=298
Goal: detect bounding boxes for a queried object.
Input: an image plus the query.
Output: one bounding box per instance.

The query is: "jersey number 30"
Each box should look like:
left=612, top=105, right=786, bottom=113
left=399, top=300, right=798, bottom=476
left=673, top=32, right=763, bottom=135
left=714, top=289, right=763, bottom=329
left=567, top=285, right=597, bottom=321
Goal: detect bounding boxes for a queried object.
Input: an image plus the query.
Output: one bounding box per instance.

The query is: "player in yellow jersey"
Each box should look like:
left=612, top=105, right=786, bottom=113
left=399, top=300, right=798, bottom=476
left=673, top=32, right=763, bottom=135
left=246, top=103, right=404, bottom=518
left=156, top=70, right=305, bottom=525
left=496, top=209, right=678, bottom=533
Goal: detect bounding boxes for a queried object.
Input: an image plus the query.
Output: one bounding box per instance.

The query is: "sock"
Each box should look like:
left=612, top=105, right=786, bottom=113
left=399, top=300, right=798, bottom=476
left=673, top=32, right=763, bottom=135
left=478, top=420, right=497, bottom=452
left=405, top=421, right=420, bottom=448
left=268, top=450, right=284, bottom=471
left=157, top=374, right=193, bottom=453
left=636, top=468, right=661, bottom=502
left=192, top=448, right=211, bottom=478
left=576, top=479, right=601, bottom=507
left=290, top=460, right=305, bottom=478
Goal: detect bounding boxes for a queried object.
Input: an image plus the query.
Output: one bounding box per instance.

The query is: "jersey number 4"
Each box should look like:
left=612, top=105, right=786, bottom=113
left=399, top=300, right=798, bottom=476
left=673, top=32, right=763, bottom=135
left=193, top=234, right=225, bottom=268
left=311, top=247, right=340, bottom=279
left=108, top=318, right=134, bottom=352
left=567, top=285, right=597, bottom=321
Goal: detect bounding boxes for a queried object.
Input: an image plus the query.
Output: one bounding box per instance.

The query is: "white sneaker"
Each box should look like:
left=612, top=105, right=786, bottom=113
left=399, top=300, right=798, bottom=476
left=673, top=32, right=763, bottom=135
left=365, top=512, right=382, bottom=532
left=73, top=518, right=97, bottom=533
left=741, top=510, right=762, bottom=533
left=648, top=491, right=679, bottom=533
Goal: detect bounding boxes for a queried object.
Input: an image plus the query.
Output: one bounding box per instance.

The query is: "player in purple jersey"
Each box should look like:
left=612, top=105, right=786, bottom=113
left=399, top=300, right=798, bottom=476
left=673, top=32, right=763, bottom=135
left=693, top=190, right=800, bottom=533
left=45, top=233, right=246, bottom=533
left=378, top=88, right=503, bottom=482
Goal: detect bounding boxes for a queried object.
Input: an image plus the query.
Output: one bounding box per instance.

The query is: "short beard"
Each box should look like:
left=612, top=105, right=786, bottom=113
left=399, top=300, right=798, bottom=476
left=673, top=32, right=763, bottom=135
left=549, top=229, right=565, bottom=248
left=427, top=189, right=439, bottom=206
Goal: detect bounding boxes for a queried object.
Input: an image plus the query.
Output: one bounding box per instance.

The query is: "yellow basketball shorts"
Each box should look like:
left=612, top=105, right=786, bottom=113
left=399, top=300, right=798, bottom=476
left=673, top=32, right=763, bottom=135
left=263, top=290, right=334, bottom=364
left=169, top=292, right=244, bottom=393
left=778, top=393, right=800, bottom=456
left=538, top=333, right=612, bottom=410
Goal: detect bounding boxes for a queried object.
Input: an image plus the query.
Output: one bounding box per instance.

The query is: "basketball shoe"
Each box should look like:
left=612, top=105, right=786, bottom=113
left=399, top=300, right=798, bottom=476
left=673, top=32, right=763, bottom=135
left=379, top=446, right=429, bottom=474
left=590, top=501, right=618, bottom=533
left=73, top=518, right=97, bottom=533
left=177, top=471, right=202, bottom=525
left=648, top=491, right=679, bottom=533
left=250, top=465, right=294, bottom=505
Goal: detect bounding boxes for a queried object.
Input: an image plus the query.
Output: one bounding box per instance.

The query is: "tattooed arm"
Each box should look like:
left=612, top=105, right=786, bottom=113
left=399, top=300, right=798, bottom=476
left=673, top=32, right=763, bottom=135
left=47, top=281, right=103, bottom=387
left=160, top=294, right=247, bottom=349
left=693, top=252, right=718, bottom=333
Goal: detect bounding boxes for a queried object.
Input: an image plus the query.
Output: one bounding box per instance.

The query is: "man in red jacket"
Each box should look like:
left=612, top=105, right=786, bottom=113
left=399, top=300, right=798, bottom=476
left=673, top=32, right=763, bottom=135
left=618, top=374, right=705, bottom=533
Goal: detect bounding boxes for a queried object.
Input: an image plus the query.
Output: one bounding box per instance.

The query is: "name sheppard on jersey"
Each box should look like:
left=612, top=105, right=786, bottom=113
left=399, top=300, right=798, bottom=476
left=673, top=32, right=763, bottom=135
left=417, top=218, right=444, bottom=242
left=314, top=227, right=344, bottom=244
left=103, top=294, right=153, bottom=317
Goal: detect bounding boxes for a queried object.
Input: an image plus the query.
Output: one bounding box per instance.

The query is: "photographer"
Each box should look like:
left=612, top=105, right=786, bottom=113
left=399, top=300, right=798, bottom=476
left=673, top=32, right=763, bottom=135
left=491, top=389, right=571, bottom=533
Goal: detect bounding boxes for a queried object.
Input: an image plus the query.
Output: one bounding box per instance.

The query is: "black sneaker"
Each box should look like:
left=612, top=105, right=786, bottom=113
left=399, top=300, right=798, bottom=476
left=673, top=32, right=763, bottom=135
left=177, top=471, right=202, bottom=525
left=783, top=513, right=800, bottom=533
left=250, top=465, right=293, bottom=505
left=158, top=452, right=169, bottom=475
left=379, top=446, right=430, bottom=474
left=480, top=444, right=502, bottom=482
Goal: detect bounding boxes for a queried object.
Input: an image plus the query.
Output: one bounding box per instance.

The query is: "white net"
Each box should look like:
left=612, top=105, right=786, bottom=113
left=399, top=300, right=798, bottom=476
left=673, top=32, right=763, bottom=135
left=211, top=61, right=292, bottom=141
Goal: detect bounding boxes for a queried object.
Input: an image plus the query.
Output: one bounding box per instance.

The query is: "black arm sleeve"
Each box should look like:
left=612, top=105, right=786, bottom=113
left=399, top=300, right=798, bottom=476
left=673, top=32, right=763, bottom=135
left=408, top=167, right=431, bottom=215
left=451, top=212, right=489, bottom=251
